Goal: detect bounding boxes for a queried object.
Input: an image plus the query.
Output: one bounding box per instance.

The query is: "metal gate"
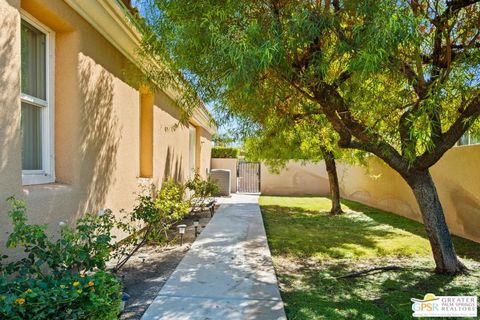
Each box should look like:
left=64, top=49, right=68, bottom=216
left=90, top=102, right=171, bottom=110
left=237, top=162, right=261, bottom=193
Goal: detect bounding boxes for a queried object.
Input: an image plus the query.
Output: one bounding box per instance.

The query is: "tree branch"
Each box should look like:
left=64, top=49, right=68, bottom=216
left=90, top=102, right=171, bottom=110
left=398, top=60, right=426, bottom=97
left=309, top=84, right=410, bottom=174
left=428, top=0, right=479, bottom=71
left=414, top=95, right=480, bottom=169
left=337, top=266, right=402, bottom=279
left=398, top=102, right=419, bottom=156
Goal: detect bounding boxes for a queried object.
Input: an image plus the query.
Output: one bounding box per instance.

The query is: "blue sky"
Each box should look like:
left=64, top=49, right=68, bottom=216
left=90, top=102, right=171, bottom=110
left=130, top=0, right=238, bottom=140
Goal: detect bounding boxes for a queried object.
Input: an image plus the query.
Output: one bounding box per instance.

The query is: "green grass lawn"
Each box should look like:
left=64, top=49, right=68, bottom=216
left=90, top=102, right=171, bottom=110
left=260, top=196, right=480, bottom=320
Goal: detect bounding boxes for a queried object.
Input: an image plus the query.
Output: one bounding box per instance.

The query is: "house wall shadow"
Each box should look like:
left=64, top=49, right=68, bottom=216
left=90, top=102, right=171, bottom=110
left=0, top=0, right=213, bottom=255
left=163, top=146, right=183, bottom=183
left=0, top=10, right=21, bottom=186
left=153, top=92, right=191, bottom=186
left=76, top=53, right=120, bottom=215
left=0, top=4, right=22, bottom=251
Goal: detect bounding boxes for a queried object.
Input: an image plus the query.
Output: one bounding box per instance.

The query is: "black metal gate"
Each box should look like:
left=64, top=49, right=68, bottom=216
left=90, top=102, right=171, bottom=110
left=237, top=162, right=261, bottom=193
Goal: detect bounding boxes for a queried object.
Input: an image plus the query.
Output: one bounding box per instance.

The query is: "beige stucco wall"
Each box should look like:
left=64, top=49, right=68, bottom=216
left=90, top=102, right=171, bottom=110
left=152, top=92, right=190, bottom=184
left=0, top=0, right=213, bottom=254
left=260, top=146, right=480, bottom=243
left=339, top=145, right=480, bottom=243
left=261, top=162, right=330, bottom=196
left=211, top=158, right=237, bottom=192
left=199, top=128, right=213, bottom=178
left=0, top=0, right=29, bottom=256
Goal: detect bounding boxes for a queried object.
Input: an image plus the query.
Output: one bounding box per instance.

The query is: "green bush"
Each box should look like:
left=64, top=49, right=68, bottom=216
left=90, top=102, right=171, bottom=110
left=111, top=180, right=192, bottom=271
left=185, top=173, right=219, bottom=200
left=0, top=270, right=120, bottom=320
left=0, top=197, right=122, bottom=320
left=211, top=146, right=239, bottom=158
left=130, top=179, right=190, bottom=243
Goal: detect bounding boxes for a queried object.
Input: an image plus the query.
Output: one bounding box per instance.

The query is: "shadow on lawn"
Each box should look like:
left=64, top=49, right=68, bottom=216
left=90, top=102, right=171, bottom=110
left=261, top=199, right=480, bottom=263
left=341, top=199, right=480, bottom=262
left=281, top=267, right=479, bottom=320
left=261, top=204, right=403, bottom=260
left=261, top=197, right=480, bottom=319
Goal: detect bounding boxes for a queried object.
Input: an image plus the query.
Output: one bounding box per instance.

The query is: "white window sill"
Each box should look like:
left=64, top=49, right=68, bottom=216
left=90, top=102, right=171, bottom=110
left=456, top=143, right=480, bottom=148
left=23, top=182, right=70, bottom=191
left=22, top=174, right=55, bottom=186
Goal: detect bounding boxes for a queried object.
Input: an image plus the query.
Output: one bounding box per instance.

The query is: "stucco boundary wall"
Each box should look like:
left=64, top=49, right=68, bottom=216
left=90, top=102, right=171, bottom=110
left=260, top=145, right=480, bottom=243
left=211, top=158, right=238, bottom=193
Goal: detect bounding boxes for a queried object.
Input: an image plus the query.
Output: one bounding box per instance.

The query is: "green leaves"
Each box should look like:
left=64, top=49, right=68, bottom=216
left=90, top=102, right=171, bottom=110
left=0, top=199, right=122, bottom=319
left=129, top=179, right=190, bottom=243
left=211, top=146, right=240, bottom=158
left=137, top=0, right=480, bottom=174
left=185, top=172, right=219, bottom=200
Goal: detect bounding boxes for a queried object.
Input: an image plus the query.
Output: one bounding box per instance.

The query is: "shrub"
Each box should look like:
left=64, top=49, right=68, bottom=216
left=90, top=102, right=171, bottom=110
left=0, top=270, right=121, bottom=320
left=185, top=173, right=219, bottom=200
left=151, top=179, right=190, bottom=240
left=0, top=197, right=122, bottom=320
left=211, top=146, right=239, bottom=158
left=113, top=179, right=191, bottom=271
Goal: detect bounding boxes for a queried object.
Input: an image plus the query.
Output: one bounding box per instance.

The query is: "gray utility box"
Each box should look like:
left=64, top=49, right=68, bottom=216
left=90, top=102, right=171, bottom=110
left=211, top=169, right=231, bottom=196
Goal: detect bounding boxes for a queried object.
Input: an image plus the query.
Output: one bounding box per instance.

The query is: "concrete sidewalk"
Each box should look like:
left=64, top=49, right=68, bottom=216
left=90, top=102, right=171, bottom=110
left=141, top=194, right=287, bottom=320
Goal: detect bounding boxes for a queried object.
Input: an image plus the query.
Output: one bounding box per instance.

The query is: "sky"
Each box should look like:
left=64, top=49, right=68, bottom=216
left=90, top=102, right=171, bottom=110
left=129, top=0, right=242, bottom=145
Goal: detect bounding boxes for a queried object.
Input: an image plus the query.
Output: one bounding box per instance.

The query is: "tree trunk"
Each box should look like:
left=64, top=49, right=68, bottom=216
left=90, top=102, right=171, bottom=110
left=406, top=170, right=466, bottom=275
left=322, top=149, right=343, bottom=215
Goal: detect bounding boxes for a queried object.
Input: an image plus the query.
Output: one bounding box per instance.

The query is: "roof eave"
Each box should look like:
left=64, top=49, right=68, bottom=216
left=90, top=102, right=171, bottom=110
left=64, top=0, right=216, bottom=134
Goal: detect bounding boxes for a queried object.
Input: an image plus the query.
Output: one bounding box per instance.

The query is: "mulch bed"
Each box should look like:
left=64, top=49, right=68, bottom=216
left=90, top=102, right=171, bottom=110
left=118, top=211, right=213, bottom=320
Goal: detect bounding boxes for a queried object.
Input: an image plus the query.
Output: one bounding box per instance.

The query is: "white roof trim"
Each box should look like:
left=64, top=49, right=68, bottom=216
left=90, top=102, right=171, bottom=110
left=64, top=0, right=216, bottom=134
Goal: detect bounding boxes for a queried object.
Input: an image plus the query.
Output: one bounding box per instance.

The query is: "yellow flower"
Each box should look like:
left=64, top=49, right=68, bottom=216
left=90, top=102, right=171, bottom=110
left=25, top=289, right=32, bottom=294
left=15, top=298, right=25, bottom=305
left=60, top=285, right=66, bottom=289
left=76, top=289, right=82, bottom=294
left=87, top=281, right=94, bottom=287
left=73, top=281, right=80, bottom=287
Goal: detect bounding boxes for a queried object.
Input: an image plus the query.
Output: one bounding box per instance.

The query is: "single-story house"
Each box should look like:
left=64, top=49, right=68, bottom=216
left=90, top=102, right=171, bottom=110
left=0, top=0, right=216, bottom=248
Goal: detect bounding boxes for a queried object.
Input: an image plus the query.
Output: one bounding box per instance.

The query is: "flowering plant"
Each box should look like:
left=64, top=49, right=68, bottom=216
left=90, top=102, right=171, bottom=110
left=0, top=198, right=121, bottom=319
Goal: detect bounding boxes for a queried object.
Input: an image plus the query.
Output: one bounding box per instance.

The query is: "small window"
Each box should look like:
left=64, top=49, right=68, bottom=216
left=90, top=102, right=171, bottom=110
left=189, top=124, right=198, bottom=178
left=20, top=15, right=55, bottom=185
left=458, top=131, right=480, bottom=146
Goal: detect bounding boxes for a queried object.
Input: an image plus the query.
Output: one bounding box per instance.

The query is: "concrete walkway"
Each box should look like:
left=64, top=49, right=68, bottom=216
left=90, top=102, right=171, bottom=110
left=141, top=194, right=287, bottom=320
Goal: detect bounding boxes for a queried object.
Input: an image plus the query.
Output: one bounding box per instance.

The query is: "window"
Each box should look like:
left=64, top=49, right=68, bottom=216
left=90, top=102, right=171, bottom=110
left=20, top=14, right=55, bottom=185
left=189, top=124, right=198, bottom=178
left=458, top=131, right=480, bottom=146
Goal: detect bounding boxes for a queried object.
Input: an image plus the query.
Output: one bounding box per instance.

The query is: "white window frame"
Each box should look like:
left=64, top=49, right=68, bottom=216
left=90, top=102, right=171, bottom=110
left=20, top=11, right=55, bottom=185
left=189, top=124, right=197, bottom=178
left=457, top=131, right=480, bottom=147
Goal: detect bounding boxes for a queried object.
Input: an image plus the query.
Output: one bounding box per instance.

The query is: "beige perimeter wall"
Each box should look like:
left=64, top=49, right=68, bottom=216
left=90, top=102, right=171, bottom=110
left=261, top=145, right=480, bottom=243
left=261, top=162, right=330, bottom=196
left=0, top=0, right=213, bottom=256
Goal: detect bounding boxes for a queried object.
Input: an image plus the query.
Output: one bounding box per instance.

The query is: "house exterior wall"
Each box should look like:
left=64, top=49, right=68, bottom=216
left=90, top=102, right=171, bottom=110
left=198, top=128, right=213, bottom=178
left=0, top=0, right=214, bottom=253
left=260, top=145, right=480, bottom=243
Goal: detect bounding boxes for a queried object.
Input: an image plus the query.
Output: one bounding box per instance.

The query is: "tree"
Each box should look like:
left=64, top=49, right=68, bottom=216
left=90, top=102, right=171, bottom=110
left=212, top=132, right=236, bottom=147
left=243, top=110, right=346, bottom=215
left=137, top=0, right=480, bottom=274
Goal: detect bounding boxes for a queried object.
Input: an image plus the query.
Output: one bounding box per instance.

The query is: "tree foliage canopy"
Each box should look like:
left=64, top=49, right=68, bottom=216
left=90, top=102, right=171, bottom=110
left=139, top=0, right=479, bottom=176
left=244, top=108, right=364, bottom=171
left=136, top=0, right=480, bottom=275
